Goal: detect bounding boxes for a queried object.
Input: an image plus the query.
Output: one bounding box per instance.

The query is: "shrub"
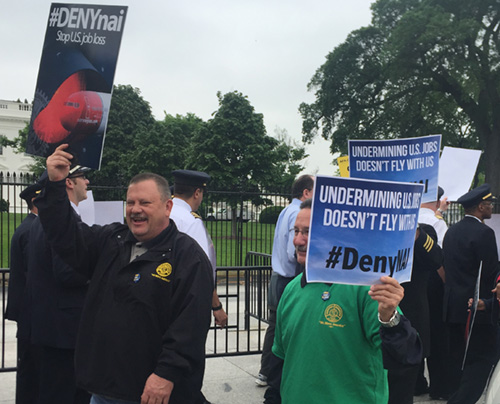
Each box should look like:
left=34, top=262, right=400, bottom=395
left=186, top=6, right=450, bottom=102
left=259, top=206, right=284, bottom=224
left=0, top=199, right=9, bottom=213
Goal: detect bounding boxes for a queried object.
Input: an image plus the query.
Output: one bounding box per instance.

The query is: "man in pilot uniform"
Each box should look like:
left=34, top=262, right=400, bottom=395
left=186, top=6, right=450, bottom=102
left=443, top=183, right=499, bottom=404
left=169, top=170, right=227, bottom=328
left=6, top=178, right=43, bottom=403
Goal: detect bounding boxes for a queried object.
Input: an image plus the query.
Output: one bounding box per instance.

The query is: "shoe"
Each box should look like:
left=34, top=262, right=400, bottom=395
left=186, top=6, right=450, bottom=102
left=255, top=373, right=268, bottom=387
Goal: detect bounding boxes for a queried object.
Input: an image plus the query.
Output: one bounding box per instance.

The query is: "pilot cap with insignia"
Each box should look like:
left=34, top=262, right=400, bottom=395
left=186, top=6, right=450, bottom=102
left=19, top=170, right=49, bottom=201
left=68, top=164, right=91, bottom=179
left=457, top=183, right=495, bottom=208
left=172, top=170, right=211, bottom=188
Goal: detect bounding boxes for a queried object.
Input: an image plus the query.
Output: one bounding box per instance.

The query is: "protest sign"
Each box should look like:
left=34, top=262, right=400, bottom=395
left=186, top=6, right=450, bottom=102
left=485, top=214, right=500, bottom=260
left=306, top=175, right=423, bottom=285
left=27, top=3, right=128, bottom=169
left=348, top=135, right=441, bottom=203
left=337, top=155, right=349, bottom=177
left=439, top=146, right=481, bottom=201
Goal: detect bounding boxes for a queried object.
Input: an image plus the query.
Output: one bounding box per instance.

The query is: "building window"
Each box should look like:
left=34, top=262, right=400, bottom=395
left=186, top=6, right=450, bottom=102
left=18, top=104, right=32, bottom=111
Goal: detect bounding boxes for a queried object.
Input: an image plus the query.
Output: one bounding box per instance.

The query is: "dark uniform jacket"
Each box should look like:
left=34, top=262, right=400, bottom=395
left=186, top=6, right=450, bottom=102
left=36, top=179, right=213, bottom=403
left=443, top=216, right=499, bottom=325
left=399, top=224, right=443, bottom=357
left=5, top=213, right=36, bottom=322
left=17, top=213, right=88, bottom=349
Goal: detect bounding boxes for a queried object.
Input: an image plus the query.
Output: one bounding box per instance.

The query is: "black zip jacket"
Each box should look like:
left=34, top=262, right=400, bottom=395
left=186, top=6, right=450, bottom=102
left=36, top=179, right=213, bottom=403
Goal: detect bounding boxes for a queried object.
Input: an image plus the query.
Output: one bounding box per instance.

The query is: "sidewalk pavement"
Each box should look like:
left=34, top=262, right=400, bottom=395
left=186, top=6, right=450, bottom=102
left=0, top=352, right=486, bottom=403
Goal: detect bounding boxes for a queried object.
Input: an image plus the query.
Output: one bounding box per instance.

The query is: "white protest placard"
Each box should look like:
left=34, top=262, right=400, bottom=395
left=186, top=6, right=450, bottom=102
left=94, top=201, right=125, bottom=225
left=349, top=135, right=441, bottom=203
left=484, top=214, right=500, bottom=259
left=438, top=146, right=481, bottom=201
left=306, top=175, right=423, bottom=285
left=79, top=190, right=95, bottom=225
left=78, top=191, right=124, bottom=225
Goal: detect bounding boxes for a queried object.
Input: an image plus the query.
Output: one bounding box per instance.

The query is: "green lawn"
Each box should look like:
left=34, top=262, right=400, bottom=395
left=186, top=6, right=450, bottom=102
left=207, top=220, right=275, bottom=267
left=0, top=212, right=28, bottom=268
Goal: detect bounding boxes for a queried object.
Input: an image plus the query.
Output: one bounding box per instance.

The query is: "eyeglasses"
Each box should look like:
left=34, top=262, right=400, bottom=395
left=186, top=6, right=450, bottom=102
left=293, top=228, right=309, bottom=237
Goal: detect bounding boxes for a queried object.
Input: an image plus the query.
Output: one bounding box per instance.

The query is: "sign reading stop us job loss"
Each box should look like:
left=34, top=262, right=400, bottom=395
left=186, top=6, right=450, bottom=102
left=306, top=176, right=424, bottom=285
left=348, top=135, right=441, bottom=203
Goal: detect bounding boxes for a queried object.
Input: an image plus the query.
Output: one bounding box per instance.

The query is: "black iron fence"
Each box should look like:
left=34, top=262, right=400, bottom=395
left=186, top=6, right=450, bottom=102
left=2, top=173, right=499, bottom=371
left=0, top=176, right=285, bottom=371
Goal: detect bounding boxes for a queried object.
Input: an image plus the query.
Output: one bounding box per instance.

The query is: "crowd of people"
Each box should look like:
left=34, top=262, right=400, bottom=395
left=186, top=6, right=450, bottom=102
left=5, top=143, right=500, bottom=403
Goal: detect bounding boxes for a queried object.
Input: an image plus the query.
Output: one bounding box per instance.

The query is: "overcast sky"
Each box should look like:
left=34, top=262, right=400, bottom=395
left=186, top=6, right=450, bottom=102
left=2, top=0, right=373, bottom=175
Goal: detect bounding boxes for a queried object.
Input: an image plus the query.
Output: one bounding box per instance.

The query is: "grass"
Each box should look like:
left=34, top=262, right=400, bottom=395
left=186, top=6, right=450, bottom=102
left=207, top=220, right=275, bottom=267
left=0, top=212, right=28, bottom=268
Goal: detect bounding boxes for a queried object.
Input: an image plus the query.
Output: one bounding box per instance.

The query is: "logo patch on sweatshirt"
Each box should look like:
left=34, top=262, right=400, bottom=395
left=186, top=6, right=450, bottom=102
left=151, top=262, right=172, bottom=282
left=319, top=303, right=345, bottom=328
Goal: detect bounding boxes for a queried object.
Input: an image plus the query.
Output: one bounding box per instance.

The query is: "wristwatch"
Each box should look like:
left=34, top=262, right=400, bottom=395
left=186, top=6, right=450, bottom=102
left=378, top=311, right=401, bottom=328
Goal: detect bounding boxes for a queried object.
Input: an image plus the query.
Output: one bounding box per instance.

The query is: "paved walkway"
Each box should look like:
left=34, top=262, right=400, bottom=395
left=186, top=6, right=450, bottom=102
left=0, top=289, right=487, bottom=404
left=0, top=352, right=487, bottom=403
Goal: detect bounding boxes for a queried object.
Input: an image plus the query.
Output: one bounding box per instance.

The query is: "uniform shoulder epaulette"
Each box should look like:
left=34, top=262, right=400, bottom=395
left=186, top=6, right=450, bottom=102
left=191, top=211, right=202, bottom=219
left=423, top=234, right=434, bottom=253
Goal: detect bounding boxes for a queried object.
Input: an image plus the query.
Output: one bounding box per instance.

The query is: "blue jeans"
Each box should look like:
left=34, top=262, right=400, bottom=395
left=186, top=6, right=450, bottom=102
left=90, top=394, right=139, bottom=404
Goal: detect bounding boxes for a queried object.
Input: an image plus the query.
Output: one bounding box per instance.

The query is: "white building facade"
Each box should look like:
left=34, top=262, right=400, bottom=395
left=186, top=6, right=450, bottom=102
left=0, top=99, right=36, bottom=174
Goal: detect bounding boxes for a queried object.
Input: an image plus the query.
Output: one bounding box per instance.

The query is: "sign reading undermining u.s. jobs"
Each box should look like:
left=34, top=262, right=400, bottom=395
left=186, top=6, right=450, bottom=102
left=306, top=175, right=424, bottom=285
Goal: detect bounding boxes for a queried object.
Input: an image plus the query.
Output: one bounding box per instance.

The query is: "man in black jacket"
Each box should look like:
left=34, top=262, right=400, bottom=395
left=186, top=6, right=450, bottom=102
left=36, top=144, right=213, bottom=404
left=18, top=166, right=91, bottom=404
left=443, top=183, right=499, bottom=404
left=387, top=224, right=443, bottom=404
left=5, top=179, right=42, bottom=404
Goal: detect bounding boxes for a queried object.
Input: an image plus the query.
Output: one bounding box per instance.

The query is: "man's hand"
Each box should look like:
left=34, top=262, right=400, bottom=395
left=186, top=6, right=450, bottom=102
left=468, top=297, right=486, bottom=311
left=439, top=197, right=450, bottom=213
left=214, top=308, right=228, bottom=328
left=368, top=276, right=404, bottom=321
left=141, top=373, right=173, bottom=404
left=493, top=283, right=500, bottom=301
left=46, top=144, right=73, bottom=181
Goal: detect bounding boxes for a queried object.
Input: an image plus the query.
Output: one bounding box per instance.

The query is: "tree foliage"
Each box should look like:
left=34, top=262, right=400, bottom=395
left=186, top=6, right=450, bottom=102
left=300, top=0, right=500, bottom=191
left=5, top=86, right=306, bottom=202
left=89, top=85, right=156, bottom=189
left=188, top=91, right=306, bottom=197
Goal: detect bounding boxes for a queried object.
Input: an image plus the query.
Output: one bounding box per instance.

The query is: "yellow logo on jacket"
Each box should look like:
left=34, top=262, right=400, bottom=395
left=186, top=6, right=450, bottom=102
left=152, top=263, right=172, bottom=282
left=320, top=303, right=345, bottom=328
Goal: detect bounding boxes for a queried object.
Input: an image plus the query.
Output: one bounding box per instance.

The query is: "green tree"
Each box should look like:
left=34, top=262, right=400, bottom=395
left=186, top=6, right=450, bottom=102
left=89, top=85, right=156, bottom=196
left=189, top=91, right=306, bottom=193
left=125, top=112, right=206, bottom=179
left=188, top=91, right=306, bottom=234
left=268, top=127, right=308, bottom=194
left=300, top=0, right=499, bottom=191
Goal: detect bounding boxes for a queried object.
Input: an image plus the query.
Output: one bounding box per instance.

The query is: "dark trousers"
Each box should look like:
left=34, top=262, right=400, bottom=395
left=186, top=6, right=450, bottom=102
left=16, top=337, right=41, bottom=404
left=388, top=364, right=420, bottom=404
left=427, top=272, right=451, bottom=398
left=447, top=323, right=496, bottom=404
left=260, top=309, right=277, bottom=377
left=38, top=345, right=90, bottom=404
left=263, top=353, right=283, bottom=404
left=259, top=274, right=294, bottom=377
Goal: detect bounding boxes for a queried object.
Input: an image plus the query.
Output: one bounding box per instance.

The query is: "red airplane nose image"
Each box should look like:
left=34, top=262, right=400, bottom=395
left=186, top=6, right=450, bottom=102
left=33, top=71, right=109, bottom=144
left=60, top=91, right=104, bottom=142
